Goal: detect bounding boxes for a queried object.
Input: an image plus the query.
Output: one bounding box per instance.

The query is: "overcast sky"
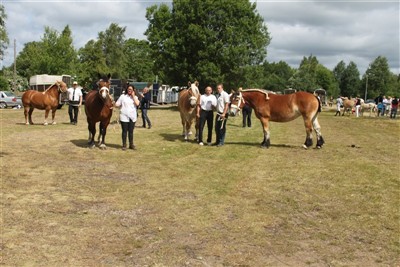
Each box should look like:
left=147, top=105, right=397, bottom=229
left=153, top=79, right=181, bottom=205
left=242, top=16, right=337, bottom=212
left=2, top=0, right=399, bottom=76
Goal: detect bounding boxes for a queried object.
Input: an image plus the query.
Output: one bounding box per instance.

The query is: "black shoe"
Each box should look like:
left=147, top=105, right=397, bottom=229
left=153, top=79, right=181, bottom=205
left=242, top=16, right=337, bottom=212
left=122, top=144, right=127, bottom=151
left=129, top=144, right=136, bottom=150
left=142, top=125, right=146, bottom=128
left=211, top=143, right=219, bottom=146
left=148, top=126, right=151, bottom=129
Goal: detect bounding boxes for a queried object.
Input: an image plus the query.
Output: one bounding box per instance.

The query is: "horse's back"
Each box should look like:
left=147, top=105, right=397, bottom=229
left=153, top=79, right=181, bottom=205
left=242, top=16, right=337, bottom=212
left=22, top=90, right=48, bottom=109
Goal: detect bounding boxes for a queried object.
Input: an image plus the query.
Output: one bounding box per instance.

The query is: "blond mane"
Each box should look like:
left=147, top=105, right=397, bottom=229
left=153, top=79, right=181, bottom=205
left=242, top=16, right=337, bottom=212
left=242, top=89, right=274, bottom=100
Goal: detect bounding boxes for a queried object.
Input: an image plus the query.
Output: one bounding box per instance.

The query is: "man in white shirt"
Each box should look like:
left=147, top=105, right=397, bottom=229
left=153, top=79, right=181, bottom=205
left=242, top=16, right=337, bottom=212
left=214, top=83, right=230, bottom=147
left=67, top=81, right=83, bottom=125
left=197, top=86, right=217, bottom=146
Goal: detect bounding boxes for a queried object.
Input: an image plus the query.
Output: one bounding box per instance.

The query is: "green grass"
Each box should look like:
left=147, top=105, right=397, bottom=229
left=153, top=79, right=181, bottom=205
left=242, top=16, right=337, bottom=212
left=1, top=105, right=399, bottom=266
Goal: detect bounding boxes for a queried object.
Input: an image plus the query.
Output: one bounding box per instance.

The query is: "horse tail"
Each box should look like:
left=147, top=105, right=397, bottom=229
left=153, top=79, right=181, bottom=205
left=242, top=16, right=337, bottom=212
left=315, top=95, right=322, bottom=113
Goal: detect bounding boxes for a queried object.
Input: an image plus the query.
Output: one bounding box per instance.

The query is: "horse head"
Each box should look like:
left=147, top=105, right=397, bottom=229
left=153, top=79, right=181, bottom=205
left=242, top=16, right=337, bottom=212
left=98, top=73, right=111, bottom=89
left=187, top=81, right=200, bottom=108
left=99, top=87, right=110, bottom=100
left=229, top=90, right=244, bottom=116
left=56, top=80, right=68, bottom=93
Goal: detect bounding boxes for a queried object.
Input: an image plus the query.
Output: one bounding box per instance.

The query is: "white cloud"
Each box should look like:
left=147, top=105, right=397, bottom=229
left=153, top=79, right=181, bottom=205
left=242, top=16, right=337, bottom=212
left=2, top=0, right=399, bottom=75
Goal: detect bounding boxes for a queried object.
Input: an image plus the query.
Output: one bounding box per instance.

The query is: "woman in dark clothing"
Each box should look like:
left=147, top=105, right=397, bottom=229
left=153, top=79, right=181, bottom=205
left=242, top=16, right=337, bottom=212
left=139, top=87, right=152, bottom=129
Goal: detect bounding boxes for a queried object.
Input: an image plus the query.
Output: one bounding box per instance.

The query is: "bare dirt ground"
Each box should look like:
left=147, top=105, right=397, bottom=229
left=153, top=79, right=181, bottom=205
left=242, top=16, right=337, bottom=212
left=1, top=106, right=399, bottom=266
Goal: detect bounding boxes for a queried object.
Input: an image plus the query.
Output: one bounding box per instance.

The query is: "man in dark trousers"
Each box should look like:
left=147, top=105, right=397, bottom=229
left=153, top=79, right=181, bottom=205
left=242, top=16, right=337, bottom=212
left=139, top=87, right=152, bottom=129
left=67, top=81, right=83, bottom=125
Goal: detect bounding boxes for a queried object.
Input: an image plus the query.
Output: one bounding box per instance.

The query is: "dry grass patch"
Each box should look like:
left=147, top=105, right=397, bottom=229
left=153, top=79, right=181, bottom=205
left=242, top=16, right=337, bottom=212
left=1, top=106, right=399, bottom=266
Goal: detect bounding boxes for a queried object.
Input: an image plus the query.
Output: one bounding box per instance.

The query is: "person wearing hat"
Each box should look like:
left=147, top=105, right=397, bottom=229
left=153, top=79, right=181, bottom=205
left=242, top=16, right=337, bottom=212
left=67, top=81, right=83, bottom=125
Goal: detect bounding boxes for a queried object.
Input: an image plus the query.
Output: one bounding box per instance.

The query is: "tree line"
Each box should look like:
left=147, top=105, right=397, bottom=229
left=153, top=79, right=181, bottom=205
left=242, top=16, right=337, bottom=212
left=1, top=1, right=399, bottom=99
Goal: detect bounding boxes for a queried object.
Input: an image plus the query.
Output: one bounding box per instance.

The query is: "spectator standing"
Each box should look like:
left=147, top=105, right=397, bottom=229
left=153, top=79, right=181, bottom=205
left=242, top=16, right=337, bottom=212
left=139, top=87, right=152, bottom=129
left=335, top=96, right=343, bottom=116
left=390, top=97, right=399, bottom=119
left=67, top=81, right=83, bottom=125
left=355, top=96, right=361, bottom=117
left=214, top=83, right=230, bottom=147
left=383, top=96, right=390, bottom=116
left=197, top=86, right=217, bottom=146
left=239, top=87, right=252, bottom=127
left=115, top=85, right=140, bottom=150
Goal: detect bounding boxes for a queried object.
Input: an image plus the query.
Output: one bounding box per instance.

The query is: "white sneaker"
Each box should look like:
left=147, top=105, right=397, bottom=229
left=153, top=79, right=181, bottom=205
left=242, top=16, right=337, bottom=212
left=199, top=142, right=204, bottom=146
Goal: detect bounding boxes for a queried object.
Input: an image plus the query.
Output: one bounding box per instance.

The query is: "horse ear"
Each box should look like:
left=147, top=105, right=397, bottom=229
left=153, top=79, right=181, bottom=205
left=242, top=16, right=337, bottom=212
left=107, top=73, right=111, bottom=80
left=188, top=81, right=192, bottom=87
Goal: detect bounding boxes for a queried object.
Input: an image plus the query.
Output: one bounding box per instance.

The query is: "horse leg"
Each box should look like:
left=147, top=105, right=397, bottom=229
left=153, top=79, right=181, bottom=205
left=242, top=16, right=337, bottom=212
left=99, top=121, right=109, bottom=150
left=28, top=107, right=34, bottom=124
left=44, top=109, right=50, bottom=125
left=312, top=117, right=325, bottom=149
left=88, top=122, right=96, bottom=148
left=24, top=107, right=30, bottom=125
left=184, top=121, right=191, bottom=141
left=51, top=108, right=57, bottom=125
left=97, top=122, right=102, bottom=144
left=303, top=117, right=313, bottom=149
left=260, top=118, right=270, bottom=148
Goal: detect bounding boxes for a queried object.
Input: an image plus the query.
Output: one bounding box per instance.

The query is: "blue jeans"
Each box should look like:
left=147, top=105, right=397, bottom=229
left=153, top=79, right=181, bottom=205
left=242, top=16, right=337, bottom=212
left=215, top=114, right=228, bottom=145
left=141, top=109, right=151, bottom=127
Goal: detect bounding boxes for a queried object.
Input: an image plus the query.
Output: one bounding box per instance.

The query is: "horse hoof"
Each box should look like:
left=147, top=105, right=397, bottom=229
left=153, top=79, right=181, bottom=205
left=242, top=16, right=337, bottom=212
left=99, top=144, right=107, bottom=150
left=25, top=122, right=30, bottom=125
left=316, top=145, right=321, bottom=149
left=43, top=122, right=48, bottom=126
left=52, top=122, right=56, bottom=125
left=302, top=144, right=308, bottom=149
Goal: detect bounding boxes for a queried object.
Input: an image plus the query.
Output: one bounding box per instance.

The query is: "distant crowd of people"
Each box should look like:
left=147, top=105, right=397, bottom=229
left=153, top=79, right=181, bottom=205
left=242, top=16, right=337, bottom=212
left=333, top=94, right=398, bottom=119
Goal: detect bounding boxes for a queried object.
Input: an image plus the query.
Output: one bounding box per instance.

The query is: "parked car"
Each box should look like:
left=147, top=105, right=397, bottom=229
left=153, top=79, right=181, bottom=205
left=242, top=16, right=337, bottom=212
left=0, top=91, right=23, bottom=109
left=365, top=99, right=375, bottom=104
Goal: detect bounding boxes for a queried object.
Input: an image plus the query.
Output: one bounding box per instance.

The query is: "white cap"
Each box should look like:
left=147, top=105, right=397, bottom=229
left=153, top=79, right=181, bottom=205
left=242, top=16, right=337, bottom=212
left=73, top=81, right=78, bottom=85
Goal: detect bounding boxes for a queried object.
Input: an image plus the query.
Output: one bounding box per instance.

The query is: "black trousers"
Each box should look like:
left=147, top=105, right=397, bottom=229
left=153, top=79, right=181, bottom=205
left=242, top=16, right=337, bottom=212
left=198, top=110, right=214, bottom=143
left=242, top=105, right=252, bottom=127
left=121, top=119, right=136, bottom=146
left=68, top=105, right=79, bottom=123
left=215, top=113, right=228, bottom=145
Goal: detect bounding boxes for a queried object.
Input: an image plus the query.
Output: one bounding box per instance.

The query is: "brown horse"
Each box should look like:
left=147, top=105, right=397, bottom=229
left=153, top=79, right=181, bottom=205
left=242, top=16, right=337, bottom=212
left=178, top=81, right=200, bottom=141
left=230, top=89, right=324, bottom=149
left=22, top=81, right=68, bottom=125
left=84, top=75, right=113, bottom=149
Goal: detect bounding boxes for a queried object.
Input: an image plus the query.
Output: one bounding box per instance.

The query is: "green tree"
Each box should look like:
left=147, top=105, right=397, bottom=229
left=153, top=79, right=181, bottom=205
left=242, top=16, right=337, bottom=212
left=15, top=26, right=77, bottom=79
left=145, top=0, right=271, bottom=90
left=340, top=61, right=360, bottom=97
left=363, top=56, right=392, bottom=99
left=77, top=39, right=108, bottom=89
left=333, top=60, right=346, bottom=87
left=0, top=4, right=9, bottom=61
left=289, top=55, right=319, bottom=91
left=124, top=38, right=154, bottom=82
left=98, top=23, right=127, bottom=78
left=316, top=64, right=339, bottom=98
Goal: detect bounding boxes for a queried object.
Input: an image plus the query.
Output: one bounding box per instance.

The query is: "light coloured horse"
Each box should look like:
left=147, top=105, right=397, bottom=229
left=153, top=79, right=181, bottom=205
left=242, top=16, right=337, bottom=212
left=360, top=99, right=377, bottom=117
left=22, top=81, right=68, bottom=125
left=178, top=81, right=200, bottom=141
left=230, top=89, right=324, bottom=149
left=341, top=97, right=356, bottom=116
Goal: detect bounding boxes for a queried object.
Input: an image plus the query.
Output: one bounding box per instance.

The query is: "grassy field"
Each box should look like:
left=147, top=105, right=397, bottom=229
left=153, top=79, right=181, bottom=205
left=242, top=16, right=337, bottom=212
left=1, top=104, right=399, bottom=266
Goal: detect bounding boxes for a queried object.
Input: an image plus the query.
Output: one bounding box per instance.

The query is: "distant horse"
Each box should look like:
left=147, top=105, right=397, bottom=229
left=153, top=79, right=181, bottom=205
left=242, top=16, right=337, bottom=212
left=341, top=97, right=356, bottom=116
left=84, top=74, right=113, bottom=149
left=230, top=89, right=324, bottom=149
left=22, top=81, right=68, bottom=125
left=360, top=99, right=377, bottom=117
left=178, top=81, right=200, bottom=141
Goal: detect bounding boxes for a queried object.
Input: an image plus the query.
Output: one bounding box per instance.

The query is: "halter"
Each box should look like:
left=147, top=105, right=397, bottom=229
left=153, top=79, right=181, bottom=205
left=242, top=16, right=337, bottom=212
left=42, top=82, right=66, bottom=94
left=231, top=92, right=245, bottom=111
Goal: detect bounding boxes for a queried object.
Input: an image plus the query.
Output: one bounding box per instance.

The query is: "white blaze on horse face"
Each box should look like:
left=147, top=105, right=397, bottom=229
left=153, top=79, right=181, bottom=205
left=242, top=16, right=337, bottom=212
left=100, top=87, right=109, bottom=99
left=189, top=96, right=197, bottom=107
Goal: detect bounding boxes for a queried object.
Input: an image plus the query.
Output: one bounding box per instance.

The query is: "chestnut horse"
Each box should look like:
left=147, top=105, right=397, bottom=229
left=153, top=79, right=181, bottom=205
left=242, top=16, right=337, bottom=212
left=178, top=81, right=200, bottom=141
left=22, top=81, right=68, bottom=125
left=84, top=75, right=113, bottom=149
left=230, top=89, right=324, bottom=149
